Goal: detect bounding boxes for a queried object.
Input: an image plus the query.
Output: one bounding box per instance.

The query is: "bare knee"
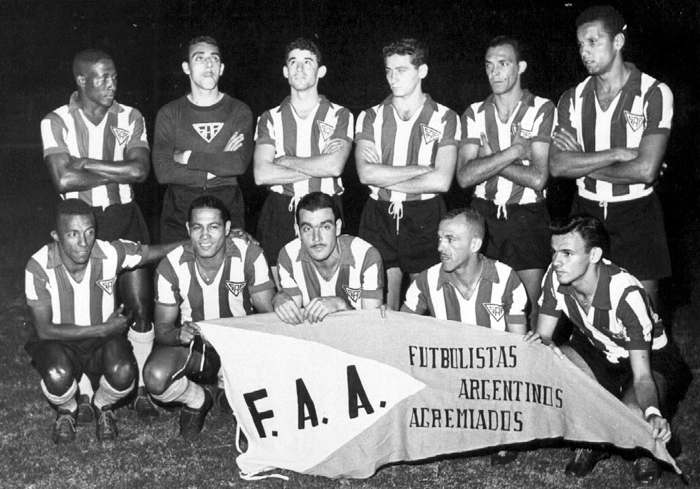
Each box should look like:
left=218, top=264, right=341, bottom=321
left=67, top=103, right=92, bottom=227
left=143, top=356, right=176, bottom=396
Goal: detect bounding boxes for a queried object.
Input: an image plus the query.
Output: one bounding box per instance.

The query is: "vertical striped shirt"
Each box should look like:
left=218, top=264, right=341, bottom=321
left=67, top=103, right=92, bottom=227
left=403, top=257, right=527, bottom=331
left=155, top=238, right=274, bottom=322
left=278, top=235, right=384, bottom=309
left=554, top=63, right=673, bottom=202
left=40, top=92, right=149, bottom=208
left=539, top=259, right=668, bottom=362
left=25, top=239, right=147, bottom=327
left=254, top=95, right=353, bottom=197
left=461, top=90, right=554, bottom=205
left=355, top=95, right=460, bottom=202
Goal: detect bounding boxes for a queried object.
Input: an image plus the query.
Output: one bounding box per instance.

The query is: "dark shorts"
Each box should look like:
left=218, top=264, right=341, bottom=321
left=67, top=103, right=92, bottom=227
left=566, top=327, right=687, bottom=399
left=92, top=201, right=151, bottom=244
left=160, top=184, right=245, bottom=244
left=25, top=334, right=134, bottom=389
left=571, top=193, right=671, bottom=280
left=359, top=197, right=444, bottom=274
left=258, top=191, right=344, bottom=266
left=471, top=198, right=551, bottom=271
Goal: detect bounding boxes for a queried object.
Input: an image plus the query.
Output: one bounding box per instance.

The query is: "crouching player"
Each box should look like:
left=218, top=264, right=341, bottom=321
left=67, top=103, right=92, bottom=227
left=143, top=196, right=275, bottom=439
left=25, top=199, right=183, bottom=444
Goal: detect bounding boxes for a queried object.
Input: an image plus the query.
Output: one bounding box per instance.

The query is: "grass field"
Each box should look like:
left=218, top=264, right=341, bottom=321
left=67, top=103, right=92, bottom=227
left=1, top=147, right=698, bottom=488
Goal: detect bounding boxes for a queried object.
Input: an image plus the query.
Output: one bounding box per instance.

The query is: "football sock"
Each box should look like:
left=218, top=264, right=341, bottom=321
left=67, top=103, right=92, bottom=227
left=153, top=377, right=205, bottom=409
left=77, top=374, right=94, bottom=399
left=41, top=379, right=77, bottom=413
left=93, top=376, right=134, bottom=410
left=128, top=327, right=155, bottom=388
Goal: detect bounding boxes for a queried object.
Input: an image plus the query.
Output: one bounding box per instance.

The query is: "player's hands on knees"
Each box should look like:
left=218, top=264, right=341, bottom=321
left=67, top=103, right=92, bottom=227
left=648, top=414, right=672, bottom=443
left=179, top=321, right=201, bottom=345
left=224, top=132, right=244, bottom=152
left=273, top=292, right=304, bottom=325
left=303, top=297, right=347, bottom=324
left=552, top=128, right=582, bottom=152
left=229, top=228, right=259, bottom=245
left=103, top=304, right=129, bottom=335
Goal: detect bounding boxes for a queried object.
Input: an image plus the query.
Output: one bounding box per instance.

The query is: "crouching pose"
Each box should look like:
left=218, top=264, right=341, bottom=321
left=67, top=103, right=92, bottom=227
left=25, top=199, right=182, bottom=444
left=143, top=196, right=274, bottom=439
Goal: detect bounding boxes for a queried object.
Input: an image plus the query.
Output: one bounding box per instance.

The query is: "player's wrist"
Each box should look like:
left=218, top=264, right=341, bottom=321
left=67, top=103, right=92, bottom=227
left=644, top=406, right=662, bottom=421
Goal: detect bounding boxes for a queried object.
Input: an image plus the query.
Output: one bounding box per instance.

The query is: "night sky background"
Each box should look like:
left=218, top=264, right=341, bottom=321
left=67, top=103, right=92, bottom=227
left=1, top=0, right=699, bottom=298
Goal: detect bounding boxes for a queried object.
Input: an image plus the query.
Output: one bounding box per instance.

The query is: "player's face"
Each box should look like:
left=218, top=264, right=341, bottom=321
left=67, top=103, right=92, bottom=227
left=437, top=215, right=478, bottom=273
left=551, top=232, right=596, bottom=286
left=385, top=54, right=426, bottom=99
left=187, top=207, right=231, bottom=260
left=283, top=49, right=326, bottom=92
left=577, top=21, right=620, bottom=76
left=485, top=44, right=524, bottom=96
left=183, top=42, right=224, bottom=91
left=52, top=214, right=97, bottom=267
left=297, top=208, right=341, bottom=263
left=81, top=60, right=117, bottom=109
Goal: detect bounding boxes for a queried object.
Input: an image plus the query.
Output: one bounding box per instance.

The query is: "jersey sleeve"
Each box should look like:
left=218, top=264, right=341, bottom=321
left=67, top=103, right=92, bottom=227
left=460, top=104, right=482, bottom=148
left=531, top=100, right=556, bottom=144
left=502, top=269, right=528, bottom=326
left=616, top=286, right=654, bottom=350
left=403, top=273, right=430, bottom=315
left=111, top=239, right=147, bottom=272
left=25, top=257, right=52, bottom=308
left=154, top=257, right=180, bottom=306
left=241, top=241, right=275, bottom=294
left=437, top=109, right=460, bottom=148
left=331, top=106, right=354, bottom=143
left=359, top=246, right=384, bottom=300
left=553, top=88, right=577, bottom=139
left=354, top=108, right=376, bottom=143
left=642, top=82, right=673, bottom=137
left=126, top=107, right=149, bottom=151
left=40, top=111, right=70, bottom=157
left=538, top=266, right=563, bottom=319
left=277, top=246, right=302, bottom=299
left=254, top=110, right=276, bottom=147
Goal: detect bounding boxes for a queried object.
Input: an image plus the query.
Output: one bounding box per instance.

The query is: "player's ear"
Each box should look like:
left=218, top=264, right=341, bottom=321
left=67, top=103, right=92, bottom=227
left=294, top=222, right=300, bottom=236
left=185, top=221, right=191, bottom=235
left=613, top=32, right=625, bottom=51
left=225, top=220, right=231, bottom=236
left=51, top=230, right=59, bottom=243
left=471, top=237, right=483, bottom=253
left=418, top=63, right=428, bottom=79
left=335, top=218, right=342, bottom=236
left=518, top=60, right=527, bottom=75
left=589, top=246, right=603, bottom=264
left=317, top=65, right=327, bottom=79
left=182, top=61, right=190, bottom=76
left=283, top=65, right=289, bottom=79
left=76, top=75, right=86, bottom=88
left=219, top=63, right=225, bottom=77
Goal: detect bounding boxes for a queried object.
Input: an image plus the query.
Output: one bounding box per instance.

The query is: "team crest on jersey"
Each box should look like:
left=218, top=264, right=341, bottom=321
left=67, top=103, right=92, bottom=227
left=483, top=303, right=505, bottom=322
left=317, top=121, right=335, bottom=141
left=624, top=111, right=645, bottom=132
left=420, top=124, right=442, bottom=145
left=342, top=285, right=362, bottom=303
left=193, top=123, right=224, bottom=143
left=111, top=127, right=130, bottom=145
left=97, top=277, right=117, bottom=295
left=226, top=281, right=246, bottom=297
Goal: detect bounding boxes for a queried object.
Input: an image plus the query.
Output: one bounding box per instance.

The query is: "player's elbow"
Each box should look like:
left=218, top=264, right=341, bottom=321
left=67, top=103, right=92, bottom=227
left=531, top=173, right=549, bottom=192
left=548, top=157, right=565, bottom=178
left=639, top=166, right=658, bottom=185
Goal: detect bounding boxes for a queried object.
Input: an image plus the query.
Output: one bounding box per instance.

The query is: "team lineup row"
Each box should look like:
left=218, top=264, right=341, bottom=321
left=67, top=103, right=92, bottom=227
left=29, top=4, right=682, bottom=486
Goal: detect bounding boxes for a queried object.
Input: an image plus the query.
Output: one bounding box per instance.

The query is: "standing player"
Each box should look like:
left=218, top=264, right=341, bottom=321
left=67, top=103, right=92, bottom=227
left=355, top=39, right=459, bottom=311
left=25, top=200, right=183, bottom=444
left=549, top=5, right=673, bottom=308
left=153, top=35, right=253, bottom=243
left=402, top=208, right=527, bottom=465
left=143, top=196, right=275, bottom=439
left=527, top=215, right=686, bottom=484
left=254, top=38, right=353, bottom=284
left=457, top=36, right=554, bottom=325
left=274, top=192, right=384, bottom=324
left=40, top=49, right=158, bottom=419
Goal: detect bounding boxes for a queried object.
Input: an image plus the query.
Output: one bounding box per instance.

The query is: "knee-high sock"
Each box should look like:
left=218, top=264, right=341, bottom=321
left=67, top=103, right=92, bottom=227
left=93, top=376, right=135, bottom=410
left=41, top=379, right=78, bottom=413
left=151, top=376, right=205, bottom=410
left=78, top=375, right=94, bottom=399
left=128, top=327, right=154, bottom=388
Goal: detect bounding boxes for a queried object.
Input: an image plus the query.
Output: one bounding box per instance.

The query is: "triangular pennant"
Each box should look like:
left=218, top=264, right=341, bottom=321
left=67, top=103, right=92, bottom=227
left=226, top=281, right=246, bottom=297
left=97, top=277, right=117, bottom=296
left=317, top=121, right=335, bottom=141
left=483, top=303, right=505, bottom=322
left=342, top=285, right=362, bottom=303
left=193, top=123, right=224, bottom=143
left=111, top=127, right=130, bottom=145
left=624, top=111, right=645, bottom=132
left=420, top=124, right=442, bottom=145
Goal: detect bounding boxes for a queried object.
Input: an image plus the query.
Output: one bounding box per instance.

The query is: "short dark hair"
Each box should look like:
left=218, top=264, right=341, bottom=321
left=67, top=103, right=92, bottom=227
left=184, top=35, right=221, bottom=62
left=442, top=207, right=485, bottom=240
left=296, top=192, right=340, bottom=223
left=55, top=199, right=94, bottom=229
left=73, top=49, right=113, bottom=78
left=383, top=38, right=427, bottom=67
left=551, top=214, right=610, bottom=255
left=487, top=35, right=524, bottom=63
left=188, top=195, right=230, bottom=224
left=575, top=5, right=627, bottom=40
left=285, top=37, right=323, bottom=65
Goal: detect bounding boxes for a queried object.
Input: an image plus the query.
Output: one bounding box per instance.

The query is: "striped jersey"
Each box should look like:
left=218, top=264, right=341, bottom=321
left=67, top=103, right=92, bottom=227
left=25, top=239, right=147, bottom=327
left=278, top=235, right=384, bottom=309
left=41, top=92, right=149, bottom=208
left=403, top=256, right=527, bottom=331
left=155, top=238, right=274, bottom=322
left=554, top=63, right=673, bottom=202
left=355, top=95, right=459, bottom=202
left=539, top=258, right=668, bottom=362
left=461, top=90, right=555, bottom=205
left=255, top=95, right=353, bottom=197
